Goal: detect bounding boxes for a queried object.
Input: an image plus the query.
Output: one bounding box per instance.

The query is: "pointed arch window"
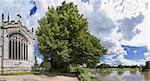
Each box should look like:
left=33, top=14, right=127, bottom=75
left=9, top=33, right=28, bottom=60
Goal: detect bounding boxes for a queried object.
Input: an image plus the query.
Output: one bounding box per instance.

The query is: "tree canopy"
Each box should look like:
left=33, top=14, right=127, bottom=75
left=145, top=61, right=150, bottom=69
left=36, top=1, right=107, bottom=70
left=97, top=63, right=110, bottom=68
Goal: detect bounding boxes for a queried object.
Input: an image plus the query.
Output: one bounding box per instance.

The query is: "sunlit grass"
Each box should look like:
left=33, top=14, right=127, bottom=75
left=0, top=72, right=33, bottom=75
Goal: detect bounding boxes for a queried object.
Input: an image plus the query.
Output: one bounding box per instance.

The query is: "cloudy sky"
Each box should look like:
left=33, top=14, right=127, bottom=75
left=0, top=0, right=149, bottom=66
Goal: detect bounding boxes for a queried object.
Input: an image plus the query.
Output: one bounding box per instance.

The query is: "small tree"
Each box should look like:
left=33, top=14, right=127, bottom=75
left=40, top=61, right=52, bottom=70
left=118, top=65, right=123, bottom=68
left=97, top=63, right=110, bottom=68
left=145, top=61, right=150, bottom=69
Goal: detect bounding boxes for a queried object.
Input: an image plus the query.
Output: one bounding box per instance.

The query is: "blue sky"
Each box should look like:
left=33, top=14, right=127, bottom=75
left=122, top=45, right=147, bottom=61
left=0, top=0, right=149, bottom=65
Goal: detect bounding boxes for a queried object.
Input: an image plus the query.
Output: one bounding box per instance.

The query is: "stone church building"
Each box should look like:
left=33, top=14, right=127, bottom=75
left=0, top=13, right=35, bottom=73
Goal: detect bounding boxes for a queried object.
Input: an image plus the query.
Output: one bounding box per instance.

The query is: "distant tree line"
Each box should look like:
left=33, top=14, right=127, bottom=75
left=96, top=63, right=139, bottom=68
left=96, top=61, right=150, bottom=71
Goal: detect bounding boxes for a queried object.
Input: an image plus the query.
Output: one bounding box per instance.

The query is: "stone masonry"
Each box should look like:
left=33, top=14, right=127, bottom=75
left=0, top=13, right=35, bottom=73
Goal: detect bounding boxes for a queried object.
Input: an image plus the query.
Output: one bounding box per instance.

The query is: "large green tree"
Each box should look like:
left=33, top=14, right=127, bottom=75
left=36, top=1, right=107, bottom=70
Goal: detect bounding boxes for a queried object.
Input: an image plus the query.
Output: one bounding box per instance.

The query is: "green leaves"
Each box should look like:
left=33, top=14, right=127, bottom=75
left=145, top=61, right=150, bottom=69
left=36, top=1, right=107, bottom=70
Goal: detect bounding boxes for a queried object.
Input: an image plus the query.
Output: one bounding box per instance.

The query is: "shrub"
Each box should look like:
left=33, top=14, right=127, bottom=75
left=40, top=61, right=52, bottom=71
left=75, top=66, right=100, bottom=81
left=145, top=61, right=150, bottom=69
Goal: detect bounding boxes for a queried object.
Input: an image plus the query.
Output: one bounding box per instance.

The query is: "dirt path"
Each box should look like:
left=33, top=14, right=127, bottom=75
left=0, top=74, right=79, bottom=81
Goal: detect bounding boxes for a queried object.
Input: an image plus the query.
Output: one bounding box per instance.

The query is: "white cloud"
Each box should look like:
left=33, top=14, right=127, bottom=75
left=133, top=50, right=137, bottom=54
left=101, top=53, right=146, bottom=66
left=78, top=0, right=148, bottom=66
left=101, top=0, right=148, bottom=20
left=95, top=0, right=148, bottom=66
left=117, top=13, right=144, bottom=40
left=100, top=0, right=149, bottom=48
left=144, top=52, right=150, bottom=60
left=120, top=5, right=148, bottom=48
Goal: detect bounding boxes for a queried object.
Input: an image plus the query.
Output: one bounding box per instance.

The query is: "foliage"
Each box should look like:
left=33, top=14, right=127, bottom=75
left=32, top=64, right=40, bottom=72
left=145, top=61, right=150, bottom=69
left=118, top=64, right=123, bottom=68
left=75, top=66, right=100, bottom=81
left=40, top=61, right=52, bottom=70
left=97, top=68, right=140, bottom=71
left=36, top=1, right=107, bottom=70
left=130, top=65, right=139, bottom=68
left=32, top=57, right=41, bottom=72
left=97, top=63, right=110, bottom=68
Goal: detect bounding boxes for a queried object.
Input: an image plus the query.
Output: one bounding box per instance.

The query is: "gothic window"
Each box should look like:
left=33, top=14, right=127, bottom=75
left=13, top=40, right=14, bottom=59
left=9, top=33, right=28, bottom=60
left=9, top=40, right=11, bottom=58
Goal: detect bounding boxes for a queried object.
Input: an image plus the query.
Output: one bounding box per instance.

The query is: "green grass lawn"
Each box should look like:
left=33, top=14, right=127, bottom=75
left=0, top=71, right=33, bottom=75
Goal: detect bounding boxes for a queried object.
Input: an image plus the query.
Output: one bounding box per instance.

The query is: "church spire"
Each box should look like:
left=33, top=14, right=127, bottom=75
left=2, top=13, right=4, bottom=25
left=17, top=14, right=22, bottom=24
left=7, top=12, right=10, bottom=23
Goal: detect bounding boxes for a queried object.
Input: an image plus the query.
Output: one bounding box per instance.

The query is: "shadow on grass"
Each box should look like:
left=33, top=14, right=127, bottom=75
left=0, top=70, right=78, bottom=78
left=33, top=70, right=77, bottom=77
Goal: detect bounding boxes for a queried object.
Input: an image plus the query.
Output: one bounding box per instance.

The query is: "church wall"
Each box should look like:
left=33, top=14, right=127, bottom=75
left=28, top=40, right=35, bottom=65
left=0, top=46, right=2, bottom=68
left=3, top=29, right=9, bottom=59
left=1, top=24, right=35, bottom=73
left=0, top=28, right=3, bottom=71
left=0, top=46, right=2, bottom=57
left=3, top=60, right=33, bottom=72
